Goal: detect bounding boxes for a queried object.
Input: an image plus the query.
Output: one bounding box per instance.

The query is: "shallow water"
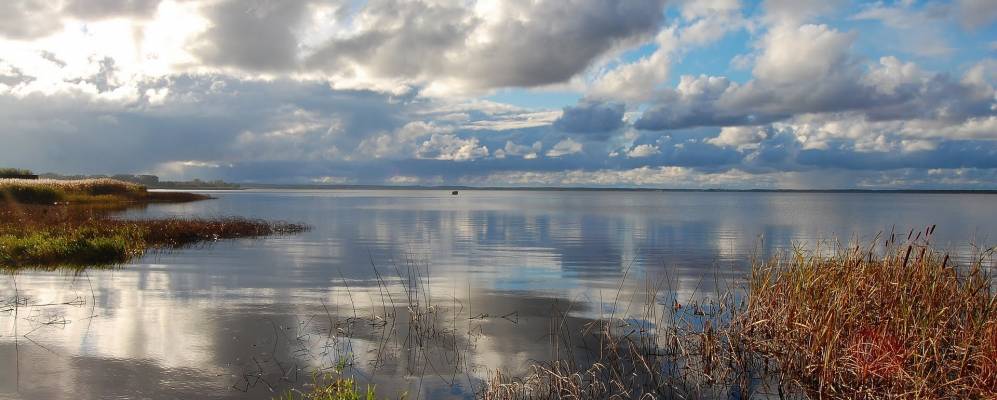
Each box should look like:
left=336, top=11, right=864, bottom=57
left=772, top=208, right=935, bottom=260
left=2, top=190, right=996, bottom=399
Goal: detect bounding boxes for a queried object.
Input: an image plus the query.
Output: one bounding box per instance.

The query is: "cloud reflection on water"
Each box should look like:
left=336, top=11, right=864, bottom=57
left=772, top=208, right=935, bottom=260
left=2, top=190, right=996, bottom=398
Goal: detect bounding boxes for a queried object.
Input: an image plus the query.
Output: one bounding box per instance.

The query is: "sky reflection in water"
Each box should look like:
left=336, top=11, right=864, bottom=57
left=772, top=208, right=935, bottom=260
left=2, top=190, right=996, bottom=399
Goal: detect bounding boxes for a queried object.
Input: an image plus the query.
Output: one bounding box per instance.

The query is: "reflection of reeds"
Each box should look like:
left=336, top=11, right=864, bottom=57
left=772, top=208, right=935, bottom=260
left=484, top=268, right=757, bottom=399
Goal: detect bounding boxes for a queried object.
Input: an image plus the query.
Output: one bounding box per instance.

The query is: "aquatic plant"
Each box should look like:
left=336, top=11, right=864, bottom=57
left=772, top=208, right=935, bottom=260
left=277, top=373, right=380, bottom=400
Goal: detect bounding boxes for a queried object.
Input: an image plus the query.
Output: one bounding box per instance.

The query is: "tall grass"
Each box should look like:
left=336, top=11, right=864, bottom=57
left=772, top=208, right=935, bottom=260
left=0, top=168, right=34, bottom=178
left=484, top=229, right=996, bottom=399
left=277, top=373, right=379, bottom=400
left=0, top=178, right=210, bottom=204
left=743, top=229, right=996, bottom=398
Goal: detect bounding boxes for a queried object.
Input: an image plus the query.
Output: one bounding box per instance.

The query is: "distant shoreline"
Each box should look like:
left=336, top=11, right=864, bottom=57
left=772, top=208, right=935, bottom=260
left=238, top=183, right=997, bottom=194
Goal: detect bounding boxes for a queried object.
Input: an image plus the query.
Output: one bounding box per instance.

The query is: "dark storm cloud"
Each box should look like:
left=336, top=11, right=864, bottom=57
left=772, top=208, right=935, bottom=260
left=63, top=0, right=164, bottom=19
left=0, top=0, right=165, bottom=39
left=192, top=0, right=313, bottom=72
left=0, top=75, right=407, bottom=174
left=0, top=1, right=64, bottom=39
left=304, top=0, right=474, bottom=79
left=635, top=69, right=994, bottom=131
left=300, top=0, right=669, bottom=89
left=454, top=0, right=667, bottom=88
left=553, top=101, right=625, bottom=135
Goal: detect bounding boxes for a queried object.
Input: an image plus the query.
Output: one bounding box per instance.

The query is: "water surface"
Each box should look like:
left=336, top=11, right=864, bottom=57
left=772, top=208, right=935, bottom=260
left=2, top=190, right=996, bottom=399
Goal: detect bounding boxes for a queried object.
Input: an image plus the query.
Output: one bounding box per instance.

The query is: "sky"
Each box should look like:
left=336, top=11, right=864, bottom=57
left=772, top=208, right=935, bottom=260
left=0, top=0, right=995, bottom=189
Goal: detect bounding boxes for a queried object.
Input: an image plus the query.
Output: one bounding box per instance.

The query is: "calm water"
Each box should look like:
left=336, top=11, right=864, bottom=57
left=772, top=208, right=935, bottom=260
left=2, top=190, right=996, bottom=399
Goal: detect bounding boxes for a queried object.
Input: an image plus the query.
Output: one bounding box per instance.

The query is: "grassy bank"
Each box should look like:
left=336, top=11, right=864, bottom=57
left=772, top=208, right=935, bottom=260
left=483, top=231, right=996, bottom=399
left=0, top=179, right=306, bottom=270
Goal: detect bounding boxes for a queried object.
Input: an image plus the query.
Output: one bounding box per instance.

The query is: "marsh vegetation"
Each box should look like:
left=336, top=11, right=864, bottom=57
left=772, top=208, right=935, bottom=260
left=0, top=178, right=306, bottom=269
left=2, top=187, right=994, bottom=400
left=279, top=228, right=995, bottom=400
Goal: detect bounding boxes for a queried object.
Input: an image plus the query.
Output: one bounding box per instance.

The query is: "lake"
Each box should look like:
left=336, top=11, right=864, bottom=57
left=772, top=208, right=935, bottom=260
left=2, top=190, right=996, bottom=399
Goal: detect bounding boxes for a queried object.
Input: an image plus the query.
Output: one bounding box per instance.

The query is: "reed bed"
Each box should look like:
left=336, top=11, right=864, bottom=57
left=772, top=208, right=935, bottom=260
left=0, top=178, right=303, bottom=269
left=0, top=168, right=35, bottom=178
left=0, top=178, right=211, bottom=204
left=484, top=228, right=996, bottom=400
left=743, top=228, right=996, bottom=398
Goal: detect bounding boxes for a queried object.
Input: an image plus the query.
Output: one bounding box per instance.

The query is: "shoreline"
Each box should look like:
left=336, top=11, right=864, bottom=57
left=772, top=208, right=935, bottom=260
left=0, top=178, right=307, bottom=270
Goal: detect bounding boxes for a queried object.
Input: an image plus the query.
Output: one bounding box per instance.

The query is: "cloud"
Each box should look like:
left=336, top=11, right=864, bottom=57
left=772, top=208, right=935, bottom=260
left=466, top=166, right=779, bottom=188
left=300, top=0, right=669, bottom=93
left=0, top=0, right=994, bottom=189
left=0, top=0, right=166, bottom=40
left=416, top=134, right=489, bottom=161
left=546, top=138, right=584, bottom=157
left=588, top=28, right=677, bottom=102
left=707, top=126, right=769, bottom=150
left=588, top=0, right=746, bottom=102
left=63, top=0, right=164, bottom=19
left=553, top=100, right=625, bottom=135
left=762, top=0, right=844, bottom=25
left=0, top=1, right=63, bottom=39
left=636, top=24, right=995, bottom=131
left=955, top=0, right=997, bottom=30
left=192, top=0, right=310, bottom=72
left=851, top=3, right=955, bottom=57
left=498, top=141, right=543, bottom=160
left=627, top=144, right=661, bottom=158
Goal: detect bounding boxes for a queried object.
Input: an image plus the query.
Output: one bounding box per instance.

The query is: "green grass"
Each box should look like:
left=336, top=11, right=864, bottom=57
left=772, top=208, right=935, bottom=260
left=0, top=183, right=306, bottom=269
left=0, top=213, right=307, bottom=270
left=0, top=229, right=143, bottom=267
left=277, top=372, right=385, bottom=400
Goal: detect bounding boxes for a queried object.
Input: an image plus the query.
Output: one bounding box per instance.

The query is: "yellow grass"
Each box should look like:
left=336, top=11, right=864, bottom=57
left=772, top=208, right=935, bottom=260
left=743, top=229, right=996, bottom=398
left=484, top=228, right=996, bottom=399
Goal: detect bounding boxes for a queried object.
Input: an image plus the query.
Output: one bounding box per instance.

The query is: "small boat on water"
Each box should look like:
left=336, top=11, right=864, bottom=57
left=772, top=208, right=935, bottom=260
left=451, top=190, right=459, bottom=195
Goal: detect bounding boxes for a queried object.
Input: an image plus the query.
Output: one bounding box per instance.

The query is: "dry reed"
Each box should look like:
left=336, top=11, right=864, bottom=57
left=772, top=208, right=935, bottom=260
left=485, top=227, right=996, bottom=399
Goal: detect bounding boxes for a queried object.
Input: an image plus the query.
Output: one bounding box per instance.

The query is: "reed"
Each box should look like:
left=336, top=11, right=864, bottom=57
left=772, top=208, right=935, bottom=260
left=0, top=178, right=211, bottom=204
left=0, top=200, right=307, bottom=270
left=484, top=228, right=996, bottom=399
left=742, top=228, right=996, bottom=398
left=277, top=373, right=378, bottom=400
left=0, top=168, right=34, bottom=178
